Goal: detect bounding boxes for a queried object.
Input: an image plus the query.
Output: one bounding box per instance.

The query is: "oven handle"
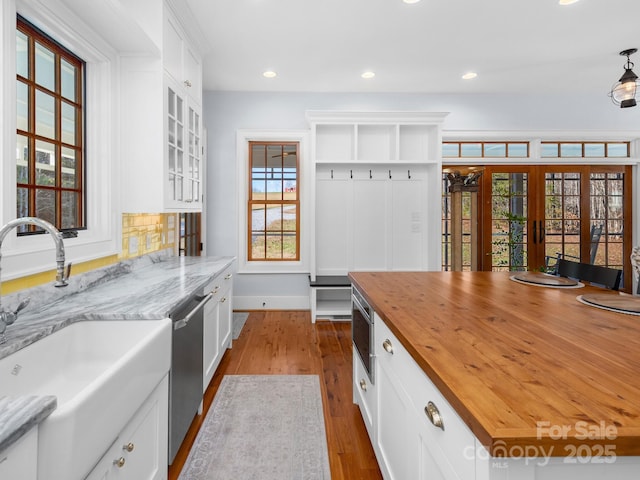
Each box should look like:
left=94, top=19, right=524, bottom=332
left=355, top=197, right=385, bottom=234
left=352, top=294, right=372, bottom=325
left=173, top=292, right=214, bottom=331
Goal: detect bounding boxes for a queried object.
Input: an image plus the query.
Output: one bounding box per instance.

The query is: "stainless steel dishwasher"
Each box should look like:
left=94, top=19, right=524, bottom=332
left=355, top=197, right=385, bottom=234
left=168, top=289, right=212, bottom=464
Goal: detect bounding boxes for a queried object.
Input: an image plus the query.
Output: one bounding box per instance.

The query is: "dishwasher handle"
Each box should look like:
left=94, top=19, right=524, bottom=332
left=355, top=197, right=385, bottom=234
left=173, top=292, right=214, bottom=331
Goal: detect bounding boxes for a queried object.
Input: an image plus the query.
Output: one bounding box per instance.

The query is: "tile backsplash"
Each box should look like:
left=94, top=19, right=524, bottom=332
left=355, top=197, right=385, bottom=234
left=121, top=213, right=177, bottom=260
left=1, top=213, right=177, bottom=295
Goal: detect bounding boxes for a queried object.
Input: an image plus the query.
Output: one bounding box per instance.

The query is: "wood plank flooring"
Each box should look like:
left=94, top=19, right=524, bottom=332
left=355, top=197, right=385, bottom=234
left=168, top=310, right=382, bottom=480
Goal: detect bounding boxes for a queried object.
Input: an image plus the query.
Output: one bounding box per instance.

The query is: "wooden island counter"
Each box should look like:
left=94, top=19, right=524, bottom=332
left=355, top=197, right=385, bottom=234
left=349, top=271, right=640, bottom=479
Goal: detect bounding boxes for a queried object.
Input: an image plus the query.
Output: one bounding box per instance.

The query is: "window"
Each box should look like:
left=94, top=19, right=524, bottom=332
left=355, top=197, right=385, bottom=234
left=541, top=141, right=630, bottom=158
left=443, top=141, right=529, bottom=158
left=16, top=17, right=84, bottom=234
left=248, top=142, right=299, bottom=261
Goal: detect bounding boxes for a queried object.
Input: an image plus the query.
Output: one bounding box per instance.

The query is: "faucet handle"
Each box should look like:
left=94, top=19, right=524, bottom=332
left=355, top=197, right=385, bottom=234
left=14, top=297, right=30, bottom=314
left=64, top=262, right=72, bottom=281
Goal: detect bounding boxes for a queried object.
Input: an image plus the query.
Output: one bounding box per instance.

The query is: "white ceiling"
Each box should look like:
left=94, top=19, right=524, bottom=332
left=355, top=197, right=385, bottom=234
left=183, top=0, right=640, bottom=96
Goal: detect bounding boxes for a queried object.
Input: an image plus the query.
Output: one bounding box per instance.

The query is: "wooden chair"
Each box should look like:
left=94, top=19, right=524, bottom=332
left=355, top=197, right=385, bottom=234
left=556, top=258, right=622, bottom=290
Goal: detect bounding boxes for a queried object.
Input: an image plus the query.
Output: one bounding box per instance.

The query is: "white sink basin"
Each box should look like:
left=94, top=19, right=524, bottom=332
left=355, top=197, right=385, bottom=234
left=0, top=318, right=171, bottom=480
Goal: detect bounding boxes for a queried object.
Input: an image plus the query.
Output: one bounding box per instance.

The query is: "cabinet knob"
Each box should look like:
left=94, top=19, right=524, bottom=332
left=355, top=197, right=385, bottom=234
left=123, top=442, right=135, bottom=452
left=425, top=401, right=444, bottom=430
left=382, top=339, right=394, bottom=354
left=184, top=79, right=192, bottom=88
left=114, top=457, right=126, bottom=468
left=359, top=379, right=367, bottom=391
left=225, top=273, right=233, bottom=280
left=221, top=297, right=227, bottom=303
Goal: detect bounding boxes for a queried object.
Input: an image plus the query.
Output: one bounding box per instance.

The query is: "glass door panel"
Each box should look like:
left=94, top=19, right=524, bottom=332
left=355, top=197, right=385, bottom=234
left=543, top=171, right=582, bottom=267
left=484, top=169, right=531, bottom=271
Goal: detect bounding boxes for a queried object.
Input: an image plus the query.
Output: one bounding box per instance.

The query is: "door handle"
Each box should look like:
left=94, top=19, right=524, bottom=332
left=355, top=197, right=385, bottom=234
left=173, top=292, right=214, bottom=330
left=533, top=220, right=537, bottom=245
left=539, top=220, right=544, bottom=244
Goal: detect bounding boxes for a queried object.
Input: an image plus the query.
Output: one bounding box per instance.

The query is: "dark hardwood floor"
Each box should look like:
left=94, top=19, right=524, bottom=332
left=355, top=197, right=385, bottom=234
left=168, top=310, right=382, bottom=480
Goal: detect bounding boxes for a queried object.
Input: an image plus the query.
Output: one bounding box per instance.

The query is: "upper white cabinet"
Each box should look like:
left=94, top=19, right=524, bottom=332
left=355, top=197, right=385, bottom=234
left=310, top=112, right=445, bottom=164
left=120, top=1, right=203, bottom=213
left=307, top=111, right=448, bottom=280
left=163, top=9, right=202, bottom=105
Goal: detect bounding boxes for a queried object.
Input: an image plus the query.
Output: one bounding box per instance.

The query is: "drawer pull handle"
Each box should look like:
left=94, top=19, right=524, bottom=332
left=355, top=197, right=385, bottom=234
left=382, top=339, right=394, bottom=354
left=114, top=457, right=126, bottom=468
left=225, top=273, right=233, bottom=280
left=425, top=401, right=444, bottom=430
left=359, top=379, right=367, bottom=391
left=123, top=442, right=135, bottom=452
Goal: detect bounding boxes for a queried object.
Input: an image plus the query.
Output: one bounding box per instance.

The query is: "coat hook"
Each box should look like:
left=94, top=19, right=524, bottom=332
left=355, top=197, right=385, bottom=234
left=408, top=169, right=411, bottom=179
left=369, top=169, right=372, bottom=179
left=389, top=169, right=392, bottom=179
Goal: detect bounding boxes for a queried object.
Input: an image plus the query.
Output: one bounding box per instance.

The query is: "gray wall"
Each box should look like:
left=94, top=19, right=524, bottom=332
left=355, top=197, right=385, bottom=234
left=202, top=91, right=640, bottom=305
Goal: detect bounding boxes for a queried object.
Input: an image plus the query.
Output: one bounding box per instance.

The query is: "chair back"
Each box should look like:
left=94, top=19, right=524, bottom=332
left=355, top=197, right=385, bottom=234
left=556, top=258, right=622, bottom=290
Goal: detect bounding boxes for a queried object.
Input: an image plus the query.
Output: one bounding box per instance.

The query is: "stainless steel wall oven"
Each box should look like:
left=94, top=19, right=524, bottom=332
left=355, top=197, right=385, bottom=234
left=352, top=286, right=374, bottom=383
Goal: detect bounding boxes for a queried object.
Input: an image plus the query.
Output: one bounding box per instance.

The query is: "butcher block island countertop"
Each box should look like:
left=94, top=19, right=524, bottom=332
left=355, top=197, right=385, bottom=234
left=348, top=271, right=640, bottom=457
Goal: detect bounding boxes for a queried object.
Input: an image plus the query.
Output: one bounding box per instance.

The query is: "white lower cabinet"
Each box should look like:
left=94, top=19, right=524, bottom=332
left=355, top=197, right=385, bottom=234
left=203, top=263, right=234, bottom=392
left=367, top=314, right=640, bottom=480
left=86, top=375, right=168, bottom=480
left=374, top=314, right=475, bottom=480
left=353, top=350, right=376, bottom=442
left=0, top=427, right=38, bottom=480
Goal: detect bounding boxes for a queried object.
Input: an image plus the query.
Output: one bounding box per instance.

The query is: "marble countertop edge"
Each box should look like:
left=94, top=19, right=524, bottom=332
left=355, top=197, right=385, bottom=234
left=0, top=395, right=57, bottom=454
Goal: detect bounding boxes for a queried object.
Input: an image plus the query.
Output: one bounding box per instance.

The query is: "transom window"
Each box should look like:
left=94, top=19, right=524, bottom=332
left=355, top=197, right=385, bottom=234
left=443, top=141, right=529, bottom=158
left=16, top=17, right=85, bottom=234
left=540, top=141, right=630, bottom=158
left=248, top=142, right=300, bottom=261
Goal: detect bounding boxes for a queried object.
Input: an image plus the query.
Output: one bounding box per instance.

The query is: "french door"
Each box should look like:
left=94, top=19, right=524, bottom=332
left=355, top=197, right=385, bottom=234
left=478, top=165, right=631, bottom=289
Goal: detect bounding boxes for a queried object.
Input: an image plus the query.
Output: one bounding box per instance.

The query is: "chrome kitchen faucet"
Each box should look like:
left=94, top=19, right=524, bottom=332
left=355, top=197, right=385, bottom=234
left=0, top=217, right=71, bottom=343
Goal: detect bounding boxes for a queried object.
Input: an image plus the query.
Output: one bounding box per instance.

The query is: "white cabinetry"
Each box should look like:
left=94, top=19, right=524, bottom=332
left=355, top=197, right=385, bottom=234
left=120, top=2, right=203, bottom=213
left=372, top=315, right=482, bottom=480
left=0, top=428, right=38, bottom=480
left=87, top=375, right=169, bottom=480
left=203, top=263, right=234, bottom=391
left=308, top=111, right=447, bottom=321
left=353, top=349, right=376, bottom=452
left=367, top=314, right=640, bottom=480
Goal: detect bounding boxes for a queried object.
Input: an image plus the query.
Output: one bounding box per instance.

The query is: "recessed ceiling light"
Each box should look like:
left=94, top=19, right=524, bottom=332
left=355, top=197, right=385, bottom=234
left=361, top=71, right=376, bottom=79
left=462, top=72, right=478, bottom=80
left=262, top=70, right=277, bottom=78
left=403, top=0, right=421, bottom=4
left=558, top=0, right=579, bottom=5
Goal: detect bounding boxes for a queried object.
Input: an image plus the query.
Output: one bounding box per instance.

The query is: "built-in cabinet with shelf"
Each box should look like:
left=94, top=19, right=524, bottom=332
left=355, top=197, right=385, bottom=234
left=307, top=111, right=448, bottom=320
left=203, top=263, right=234, bottom=391
left=86, top=375, right=168, bottom=480
left=0, top=428, right=38, bottom=480
left=120, top=1, right=203, bottom=213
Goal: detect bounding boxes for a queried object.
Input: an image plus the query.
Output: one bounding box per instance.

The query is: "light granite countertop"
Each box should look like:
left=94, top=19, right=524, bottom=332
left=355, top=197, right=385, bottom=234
left=0, top=253, right=235, bottom=455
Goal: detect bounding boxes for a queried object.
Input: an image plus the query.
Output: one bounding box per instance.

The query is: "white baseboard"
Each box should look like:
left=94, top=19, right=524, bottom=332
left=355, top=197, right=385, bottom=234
left=233, top=295, right=310, bottom=311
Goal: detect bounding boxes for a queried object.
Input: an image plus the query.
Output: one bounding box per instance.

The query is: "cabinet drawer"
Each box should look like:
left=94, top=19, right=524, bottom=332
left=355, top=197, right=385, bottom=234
left=375, top=315, right=476, bottom=480
left=203, top=264, right=234, bottom=302
left=353, top=350, right=375, bottom=441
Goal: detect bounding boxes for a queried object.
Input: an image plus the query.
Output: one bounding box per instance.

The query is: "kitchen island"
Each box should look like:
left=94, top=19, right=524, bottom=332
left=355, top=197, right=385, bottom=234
left=349, top=271, right=640, bottom=479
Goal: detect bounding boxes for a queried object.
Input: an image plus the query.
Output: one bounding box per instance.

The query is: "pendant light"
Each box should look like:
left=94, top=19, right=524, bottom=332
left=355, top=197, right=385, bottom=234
left=609, top=48, right=639, bottom=108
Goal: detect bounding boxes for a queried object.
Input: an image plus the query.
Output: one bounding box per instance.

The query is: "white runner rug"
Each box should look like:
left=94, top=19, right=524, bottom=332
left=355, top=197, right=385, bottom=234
left=178, top=375, right=331, bottom=480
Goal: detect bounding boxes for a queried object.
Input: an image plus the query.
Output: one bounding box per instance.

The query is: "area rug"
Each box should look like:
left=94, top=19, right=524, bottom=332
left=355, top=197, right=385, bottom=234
left=232, top=312, right=249, bottom=339
left=178, top=375, right=331, bottom=480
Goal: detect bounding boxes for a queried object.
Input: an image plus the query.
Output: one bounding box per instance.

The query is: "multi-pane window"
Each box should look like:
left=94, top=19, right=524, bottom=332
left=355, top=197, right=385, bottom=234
left=248, top=142, right=299, bottom=261
left=16, top=17, right=85, bottom=234
left=443, top=141, right=529, bottom=158
left=541, top=141, right=630, bottom=158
